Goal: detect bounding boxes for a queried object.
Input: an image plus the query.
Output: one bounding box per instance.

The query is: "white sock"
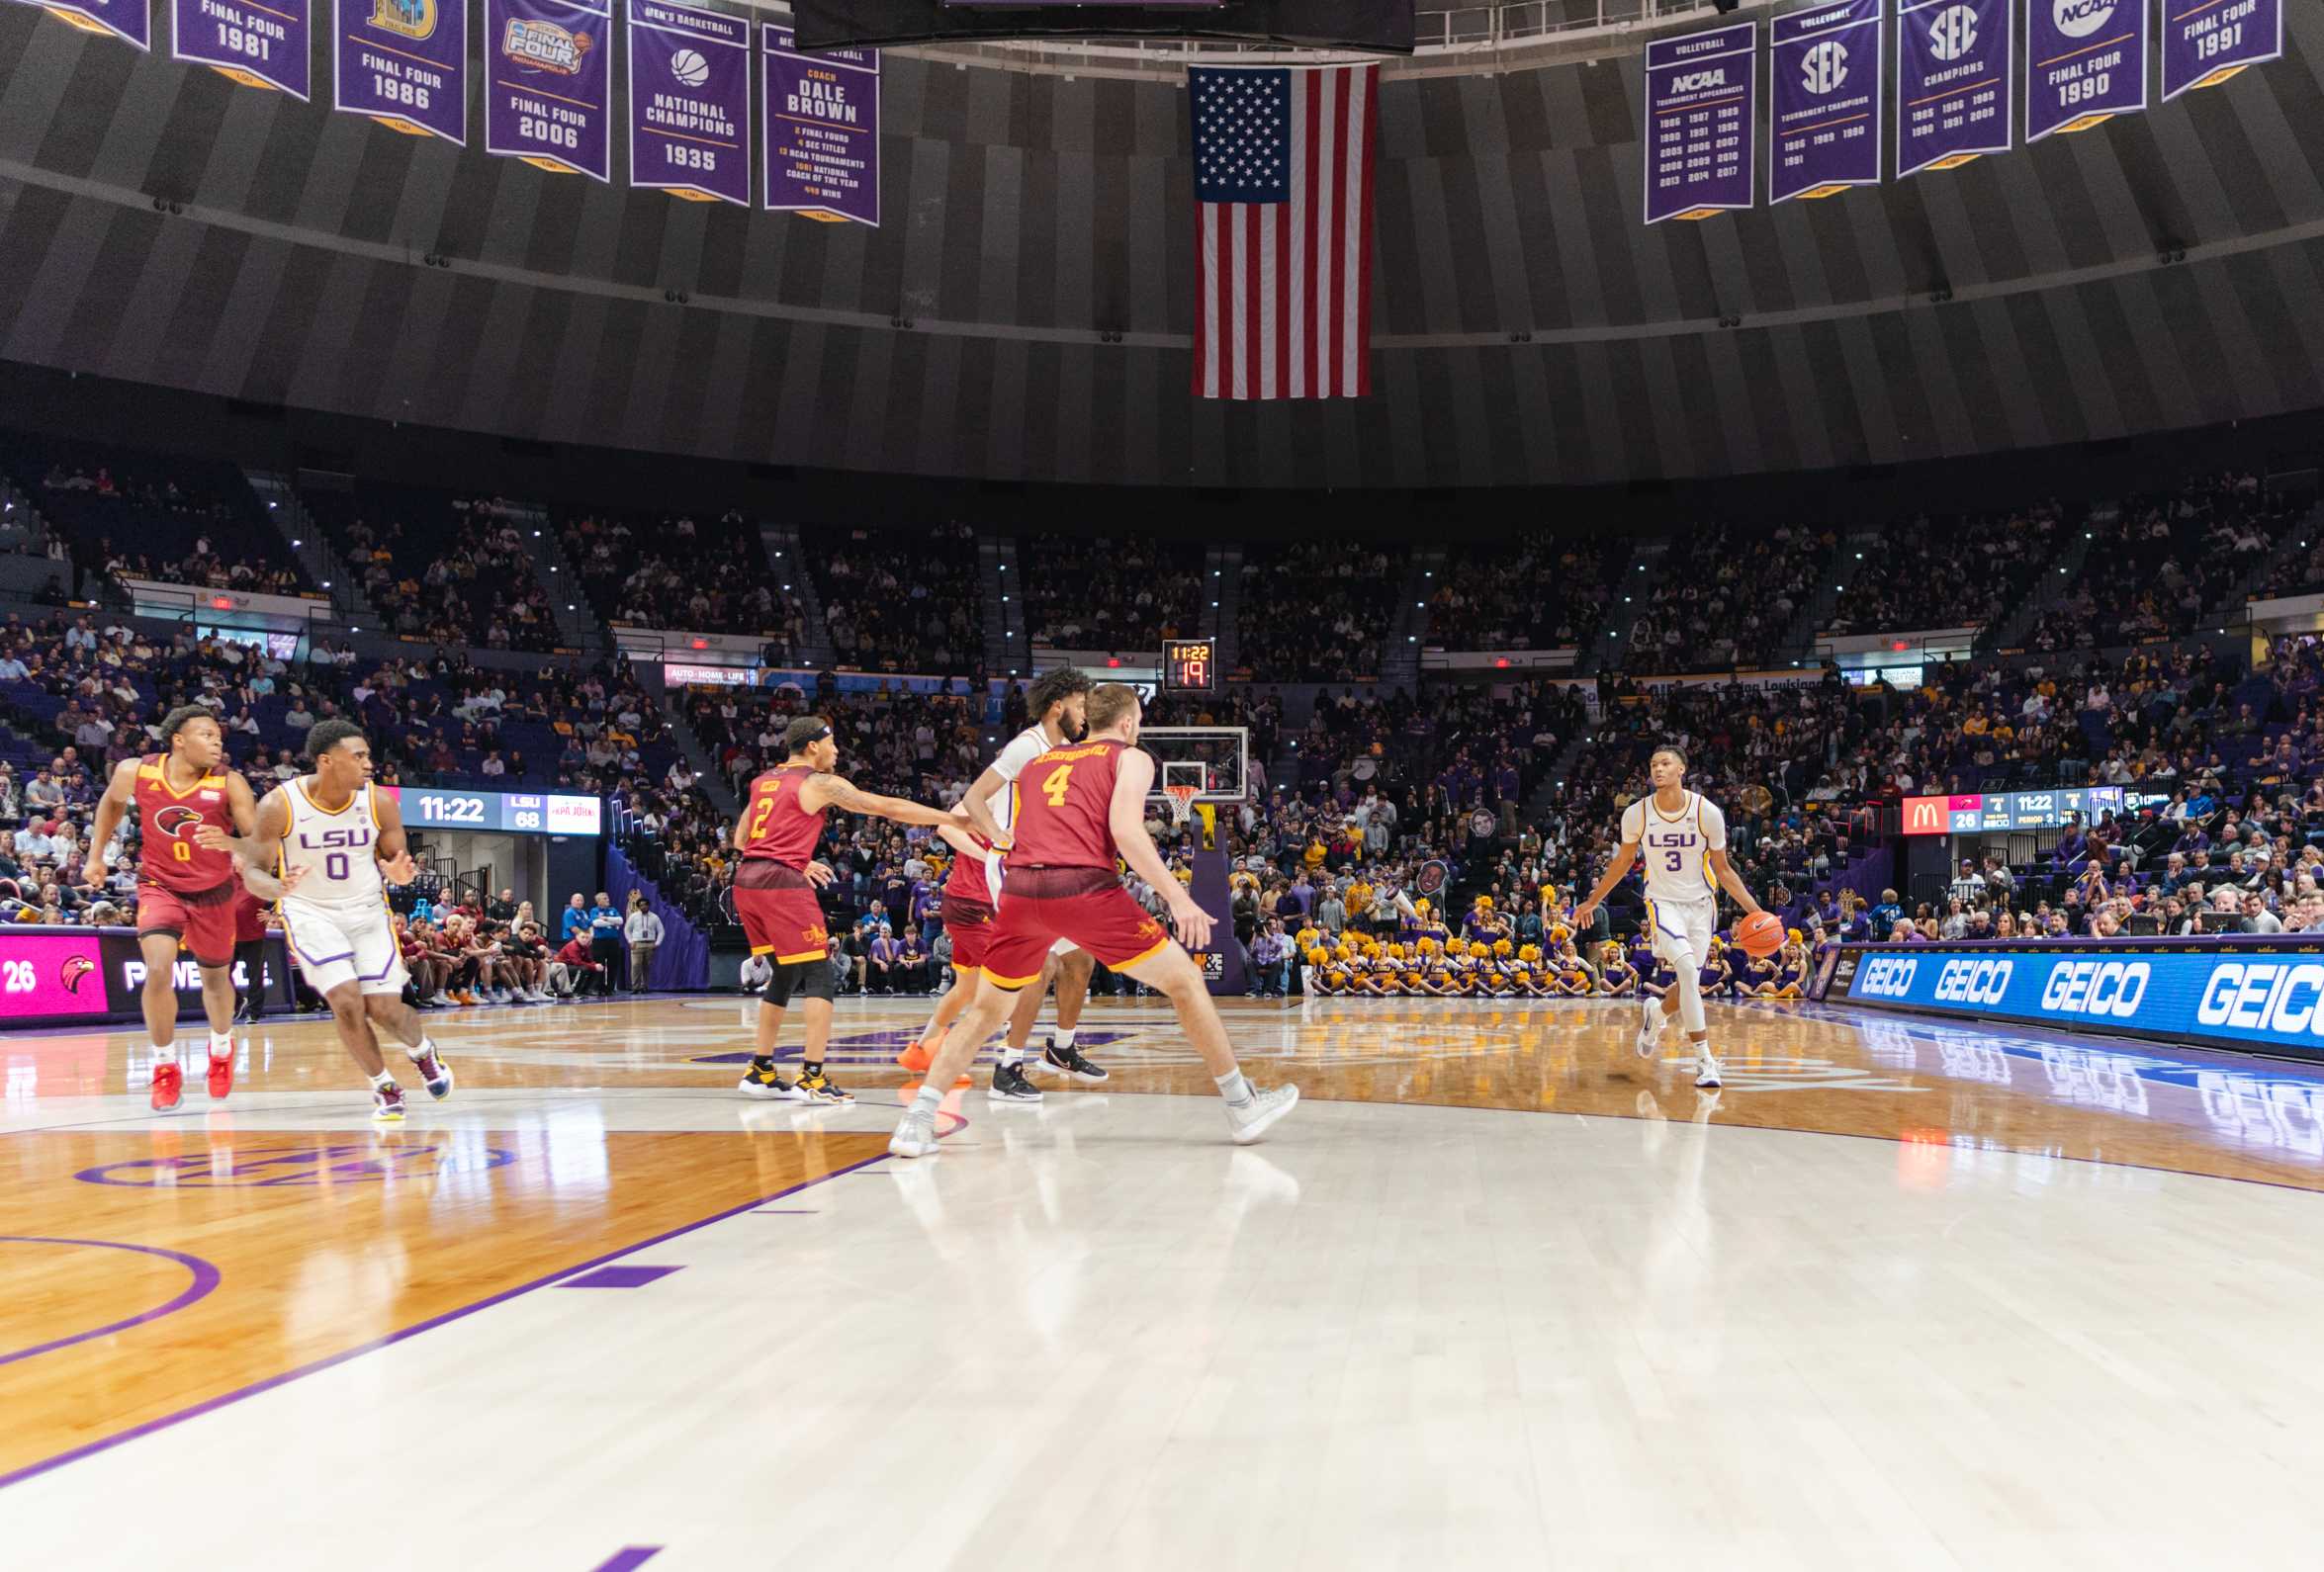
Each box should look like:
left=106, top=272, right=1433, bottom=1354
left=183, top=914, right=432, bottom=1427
left=1214, top=1068, right=1254, bottom=1107
left=208, top=1032, right=233, bottom=1059
left=369, top=1069, right=397, bottom=1091
left=910, top=1084, right=944, bottom=1121
left=999, top=1043, right=1028, bottom=1068
left=405, top=1037, right=437, bottom=1063
left=151, top=1044, right=177, bottom=1070
left=1051, top=1026, right=1076, bottom=1050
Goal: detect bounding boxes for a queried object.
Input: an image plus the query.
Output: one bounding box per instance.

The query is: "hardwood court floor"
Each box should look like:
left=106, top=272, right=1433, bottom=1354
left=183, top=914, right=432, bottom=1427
left=6, top=993, right=2324, bottom=1568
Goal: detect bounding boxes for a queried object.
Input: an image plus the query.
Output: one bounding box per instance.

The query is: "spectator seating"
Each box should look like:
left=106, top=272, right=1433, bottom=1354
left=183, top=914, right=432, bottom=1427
left=809, top=521, right=982, bottom=674
left=1428, top=538, right=1614, bottom=654
left=560, top=507, right=806, bottom=654
left=1824, top=502, right=2067, bottom=639
left=301, top=484, right=564, bottom=651
left=1627, top=525, right=1824, bottom=672
left=1025, top=536, right=1211, bottom=652
left=1236, top=542, right=1406, bottom=682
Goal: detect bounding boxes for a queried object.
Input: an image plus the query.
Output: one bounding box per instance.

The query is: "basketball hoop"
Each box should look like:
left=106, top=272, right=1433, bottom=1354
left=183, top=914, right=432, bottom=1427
left=1164, top=783, right=1201, bottom=827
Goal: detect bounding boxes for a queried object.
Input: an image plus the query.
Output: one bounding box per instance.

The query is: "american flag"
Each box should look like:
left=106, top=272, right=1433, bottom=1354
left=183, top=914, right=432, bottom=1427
left=1190, top=63, right=1378, bottom=401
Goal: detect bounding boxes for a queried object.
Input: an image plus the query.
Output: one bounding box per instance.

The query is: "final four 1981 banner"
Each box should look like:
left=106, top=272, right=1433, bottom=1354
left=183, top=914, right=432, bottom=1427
left=336, top=0, right=468, bottom=143
left=1769, top=0, right=1883, bottom=205
left=488, top=0, right=612, bottom=180
left=175, top=0, right=312, bottom=97
left=629, top=0, right=751, bottom=206
left=761, top=25, right=880, bottom=225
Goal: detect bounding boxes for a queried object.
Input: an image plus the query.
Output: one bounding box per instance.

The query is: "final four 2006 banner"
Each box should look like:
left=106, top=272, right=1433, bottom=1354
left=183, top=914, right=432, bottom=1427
left=488, top=0, right=611, bottom=180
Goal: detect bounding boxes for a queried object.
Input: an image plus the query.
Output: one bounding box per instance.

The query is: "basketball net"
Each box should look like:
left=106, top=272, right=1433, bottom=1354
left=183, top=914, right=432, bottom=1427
left=1163, top=783, right=1201, bottom=828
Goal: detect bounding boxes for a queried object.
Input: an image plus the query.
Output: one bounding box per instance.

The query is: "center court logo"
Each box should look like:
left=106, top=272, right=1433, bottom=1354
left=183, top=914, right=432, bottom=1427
left=372, top=0, right=436, bottom=41
left=503, top=18, right=592, bottom=73
left=1927, top=4, right=1979, bottom=61
left=1802, top=41, right=1850, bottom=94
left=2053, top=0, right=2116, bottom=40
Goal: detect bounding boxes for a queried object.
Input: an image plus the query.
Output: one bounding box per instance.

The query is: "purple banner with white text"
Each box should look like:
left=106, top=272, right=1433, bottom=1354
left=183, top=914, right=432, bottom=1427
left=174, top=0, right=312, bottom=98
left=487, top=0, right=611, bottom=181
left=1770, top=0, right=1883, bottom=206
left=335, top=0, right=468, bottom=143
left=1897, top=0, right=2011, bottom=177
left=13, top=0, right=151, bottom=48
left=761, top=24, right=880, bottom=226
left=627, top=0, right=750, bottom=206
left=2162, top=0, right=2283, bottom=102
left=1641, top=21, right=1756, bottom=224
left=2026, top=0, right=2146, bottom=141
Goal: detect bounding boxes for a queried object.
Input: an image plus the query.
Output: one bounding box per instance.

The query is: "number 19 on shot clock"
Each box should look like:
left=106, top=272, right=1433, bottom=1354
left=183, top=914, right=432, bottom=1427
left=1164, top=639, right=1216, bottom=694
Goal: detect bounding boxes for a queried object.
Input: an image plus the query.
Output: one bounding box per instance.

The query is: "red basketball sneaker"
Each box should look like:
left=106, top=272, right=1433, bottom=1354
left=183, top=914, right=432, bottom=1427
left=206, top=1049, right=234, bottom=1101
left=150, top=1061, right=185, bottom=1113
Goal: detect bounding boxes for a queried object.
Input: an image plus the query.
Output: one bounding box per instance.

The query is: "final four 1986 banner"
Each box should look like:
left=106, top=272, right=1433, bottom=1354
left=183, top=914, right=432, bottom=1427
left=1769, top=0, right=1883, bottom=205
left=2027, top=0, right=2146, bottom=140
left=628, top=0, right=751, bottom=206
left=175, top=0, right=312, bottom=97
left=1897, top=0, right=2011, bottom=177
left=761, top=25, right=880, bottom=225
left=1641, top=22, right=1756, bottom=224
left=14, top=0, right=150, bottom=48
left=2163, top=0, right=2283, bottom=101
left=488, top=0, right=612, bottom=180
left=336, top=0, right=468, bottom=143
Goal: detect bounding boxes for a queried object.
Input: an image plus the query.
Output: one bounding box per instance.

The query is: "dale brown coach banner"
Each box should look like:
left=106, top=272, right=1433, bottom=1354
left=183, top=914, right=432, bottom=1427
left=488, top=0, right=612, bottom=180
left=12, top=0, right=151, bottom=49
left=761, top=25, right=881, bottom=225
left=335, top=0, right=469, bottom=143
left=628, top=0, right=750, bottom=206
left=2026, top=0, right=2146, bottom=141
left=1769, top=0, right=1883, bottom=206
left=175, top=0, right=312, bottom=97
left=1896, top=0, right=2011, bottom=177
left=2162, top=0, right=2282, bottom=101
left=1641, top=22, right=1756, bottom=224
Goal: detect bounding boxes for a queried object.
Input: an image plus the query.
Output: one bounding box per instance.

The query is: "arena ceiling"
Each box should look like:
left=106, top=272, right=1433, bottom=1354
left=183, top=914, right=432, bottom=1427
left=0, top=4, right=2320, bottom=488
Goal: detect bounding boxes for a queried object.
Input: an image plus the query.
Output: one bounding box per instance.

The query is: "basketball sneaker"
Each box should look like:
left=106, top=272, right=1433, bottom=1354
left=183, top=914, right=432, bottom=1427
left=889, top=1110, right=939, bottom=1159
left=372, top=1082, right=407, bottom=1122
left=1694, top=1047, right=1724, bottom=1090
left=1635, top=994, right=1665, bottom=1059
left=795, top=1069, right=854, bottom=1105
left=206, top=1046, right=234, bottom=1101
left=1042, top=1041, right=1109, bottom=1082
left=149, top=1061, right=184, bottom=1114
left=409, top=1045, right=454, bottom=1100
left=738, top=1061, right=807, bottom=1101
left=896, top=1039, right=933, bottom=1073
left=1225, top=1083, right=1298, bottom=1146
left=989, top=1063, right=1043, bottom=1102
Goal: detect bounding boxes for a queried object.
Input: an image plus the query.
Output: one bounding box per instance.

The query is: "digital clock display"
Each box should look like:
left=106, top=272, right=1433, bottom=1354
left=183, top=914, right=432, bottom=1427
left=1163, top=639, right=1217, bottom=694
left=384, top=788, right=603, bottom=837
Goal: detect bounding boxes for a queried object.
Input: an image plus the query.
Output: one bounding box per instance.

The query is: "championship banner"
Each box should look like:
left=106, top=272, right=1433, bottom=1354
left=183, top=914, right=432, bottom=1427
left=761, top=24, right=881, bottom=225
left=175, top=0, right=312, bottom=97
left=1897, top=0, right=2011, bottom=176
left=1770, top=0, right=1883, bottom=205
left=2026, top=0, right=2146, bottom=140
left=2162, top=0, right=2283, bottom=102
left=335, top=0, right=469, bottom=143
left=1641, top=21, right=1756, bottom=224
left=14, top=0, right=151, bottom=49
left=627, top=0, right=750, bottom=206
left=487, top=0, right=612, bottom=181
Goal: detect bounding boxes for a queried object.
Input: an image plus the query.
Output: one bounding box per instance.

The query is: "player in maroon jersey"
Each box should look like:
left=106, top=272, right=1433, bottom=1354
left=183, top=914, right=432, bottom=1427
left=894, top=683, right=1297, bottom=1156
left=894, top=821, right=1005, bottom=1090
left=732, top=716, right=969, bottom=1105
left=83, top=706, right=265, bottom=1110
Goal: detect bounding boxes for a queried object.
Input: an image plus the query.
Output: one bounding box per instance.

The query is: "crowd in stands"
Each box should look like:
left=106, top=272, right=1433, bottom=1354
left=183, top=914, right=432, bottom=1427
left=7, top=437, right=310, bottom=601
left=1626, top=524, right=1824, bottom=673
left=1824, top=501, right=2067, bottom=639
left=1025, top=536, right=1208, bottom=652
left=2026, top=472, right=2295, bottom=652
left=308, top=490, right=562, bottom=651
left=812, top=521, right=981, bottom=674
left=1428, top=537, right=1615, bottom=654
left=561, top=507, right=808, bottom=656
left=1236, top=542, right=1404, bottom=682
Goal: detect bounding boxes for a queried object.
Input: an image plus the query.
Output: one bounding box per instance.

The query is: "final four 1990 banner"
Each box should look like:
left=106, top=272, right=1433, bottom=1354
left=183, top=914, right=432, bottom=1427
left=336, top=0, right=468, bottom=143
left=175, top=0, right=312, bottom=97
left=1770, top=0, right=1883, bottom=205
left=2027, top=0, right=2146, bottom=140
left=761, top=25, right=881, bottom=225
left=488, top=0, right=611, bottom=180
left=628, top=0, right=751, bottom=206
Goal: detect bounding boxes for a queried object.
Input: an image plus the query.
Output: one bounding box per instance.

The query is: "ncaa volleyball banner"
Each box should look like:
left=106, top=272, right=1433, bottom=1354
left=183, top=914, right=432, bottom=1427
left=174, top=0, right=312, bottom=98
left=2026, top=0, right=2146, bottom=140
left=335, top=0, right=469, bottom=143
left=1641, top=22, right=1756, bottom=224
left=2162, top=0, right=2282, bottom=102
left=761, top=25, right=880, bottom=225
left=628, top=0, right=750, bottom=206
left=1896, top=0, right=2011, bottom=177
left=487, top=0, right=612, bottom=181
left=13, top=0, right=150, bottom=50
left=1769, top=0, right=1883, bottom=205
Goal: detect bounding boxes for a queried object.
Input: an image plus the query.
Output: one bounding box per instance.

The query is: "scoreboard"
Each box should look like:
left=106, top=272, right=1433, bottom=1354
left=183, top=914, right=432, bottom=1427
left=1163, top=639, right=1218, bottom=694
left=385, top=788, right=603, bottom=837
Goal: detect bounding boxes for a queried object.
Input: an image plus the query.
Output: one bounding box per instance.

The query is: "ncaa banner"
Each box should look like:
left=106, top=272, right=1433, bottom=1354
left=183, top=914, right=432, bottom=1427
left=175, top=0, right=312, bottom=97
left=335, top=0, right=468, bottom=143
left=11, top=0, right=150, bottom=49
left=2026, top=0, right=2146, bottom=140
left=487, top=0, right=612, bottom=180
left=1770, top=0, right=1883, bottom=205
left=2162, top=0, right=2282, bottom=102
left=1897, top=0, right=2011, bottom=177
left=1641, top=21, right=1757, bottom=224
left=761, top=24, right=881, bottom=226
left=628, top=0, right=750, bottom=206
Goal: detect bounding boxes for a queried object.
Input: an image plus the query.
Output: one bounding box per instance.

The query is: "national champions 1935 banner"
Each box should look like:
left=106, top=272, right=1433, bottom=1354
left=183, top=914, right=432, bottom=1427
left=1897, top=0, right=2011, bottom=177
left=628, top=0, right=751, bottom=205
left=2026, top=0, right=2146, bottom=140
left=487, top=0, right=611, bottom=180
left=175, top=0, right=312, bottom=97
left=1641, top=21, right=1756, bottom=224
left=761, top=24, right=881, bottom=225
left=1769, top=0, right=1883, bottom=205
left=336, top=0, right=468, bottom=143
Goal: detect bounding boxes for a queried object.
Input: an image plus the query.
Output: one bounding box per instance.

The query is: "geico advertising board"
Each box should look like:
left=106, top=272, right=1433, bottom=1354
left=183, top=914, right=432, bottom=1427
left=1835, top=943, right=2324, bottom=1061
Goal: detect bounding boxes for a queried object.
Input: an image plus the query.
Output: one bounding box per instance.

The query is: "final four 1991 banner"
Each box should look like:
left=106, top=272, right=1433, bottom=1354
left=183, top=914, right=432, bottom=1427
left=336, top=0, right=469, bottom=143
left=175, top=0, right=312, bottom=97
left=2163, top=0, right=2283, bottom=101
left=629, top=0, right=751, bottom=206
left=487, top=0, right=612, bottom=181
left=761, top=25, right=881, bottom=226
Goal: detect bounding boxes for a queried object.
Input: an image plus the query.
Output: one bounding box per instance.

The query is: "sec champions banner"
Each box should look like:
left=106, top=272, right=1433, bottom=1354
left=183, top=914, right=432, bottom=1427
left=175, top=0, right=312, bottom=97
left=2163, top=0, right=2283, bottom=101
left=761, top=24, right=880, bottom=225
left=1897, top=0, right=2011, bottom=177
left=335, top=0, right=468, bottom=143
left=487, top=0, right=612, bottom=180
left=1641, top=21, right=1756, bottom=224
left=2026, top=0, right=2146, bottom=140
left=1770, top=0, right=1883, bottom=205
left=14, top=0, right=151, bottom=49
left=628, top=0, right=750, bottom=206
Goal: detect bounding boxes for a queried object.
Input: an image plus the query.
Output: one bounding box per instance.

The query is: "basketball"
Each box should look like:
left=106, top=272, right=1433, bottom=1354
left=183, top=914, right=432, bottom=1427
left=1736, top=912, right=1784, bottom=960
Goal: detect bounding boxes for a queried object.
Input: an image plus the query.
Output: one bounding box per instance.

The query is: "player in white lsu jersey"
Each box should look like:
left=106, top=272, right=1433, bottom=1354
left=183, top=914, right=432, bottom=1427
left=1571, top=743, right=1770, bottom=1089
left=203, top=720, right=453, bottom=1122
left=954, top=666, right=1109, bottom=1102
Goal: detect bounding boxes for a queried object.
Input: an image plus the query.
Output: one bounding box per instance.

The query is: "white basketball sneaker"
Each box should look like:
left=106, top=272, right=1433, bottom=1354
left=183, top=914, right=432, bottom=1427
left=1226, top=1083, right=1299, bottom=1146
left=1694, top=1047, right=1724, bottom=1090
left=1635, top=994, right=1665, bottom=1059
left=889, top=1111, right=939, bottom=1160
